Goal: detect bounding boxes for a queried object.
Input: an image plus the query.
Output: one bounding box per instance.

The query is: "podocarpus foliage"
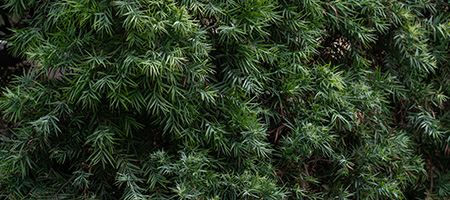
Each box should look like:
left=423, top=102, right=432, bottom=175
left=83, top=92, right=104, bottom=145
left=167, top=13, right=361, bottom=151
left=1, top=0, right=449, bottom=199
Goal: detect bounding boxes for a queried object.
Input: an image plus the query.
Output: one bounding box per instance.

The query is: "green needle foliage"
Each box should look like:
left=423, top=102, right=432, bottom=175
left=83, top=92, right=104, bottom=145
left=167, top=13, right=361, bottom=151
left=0, top=0, right=449, bottom=199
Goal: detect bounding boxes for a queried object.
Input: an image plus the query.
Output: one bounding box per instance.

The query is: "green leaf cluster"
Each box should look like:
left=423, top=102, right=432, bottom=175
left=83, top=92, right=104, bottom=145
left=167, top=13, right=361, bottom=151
left=1, top=0, right=449, bottom=199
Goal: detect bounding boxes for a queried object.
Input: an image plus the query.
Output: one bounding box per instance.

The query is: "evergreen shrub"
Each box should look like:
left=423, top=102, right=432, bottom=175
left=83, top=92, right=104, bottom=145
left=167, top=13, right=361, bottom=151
left=1, top=0, right=449, bottom=199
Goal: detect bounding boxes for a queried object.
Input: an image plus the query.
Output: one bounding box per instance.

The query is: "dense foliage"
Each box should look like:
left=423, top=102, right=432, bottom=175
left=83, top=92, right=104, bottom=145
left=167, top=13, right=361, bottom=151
left=1, top=0, right=449, bottom=199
